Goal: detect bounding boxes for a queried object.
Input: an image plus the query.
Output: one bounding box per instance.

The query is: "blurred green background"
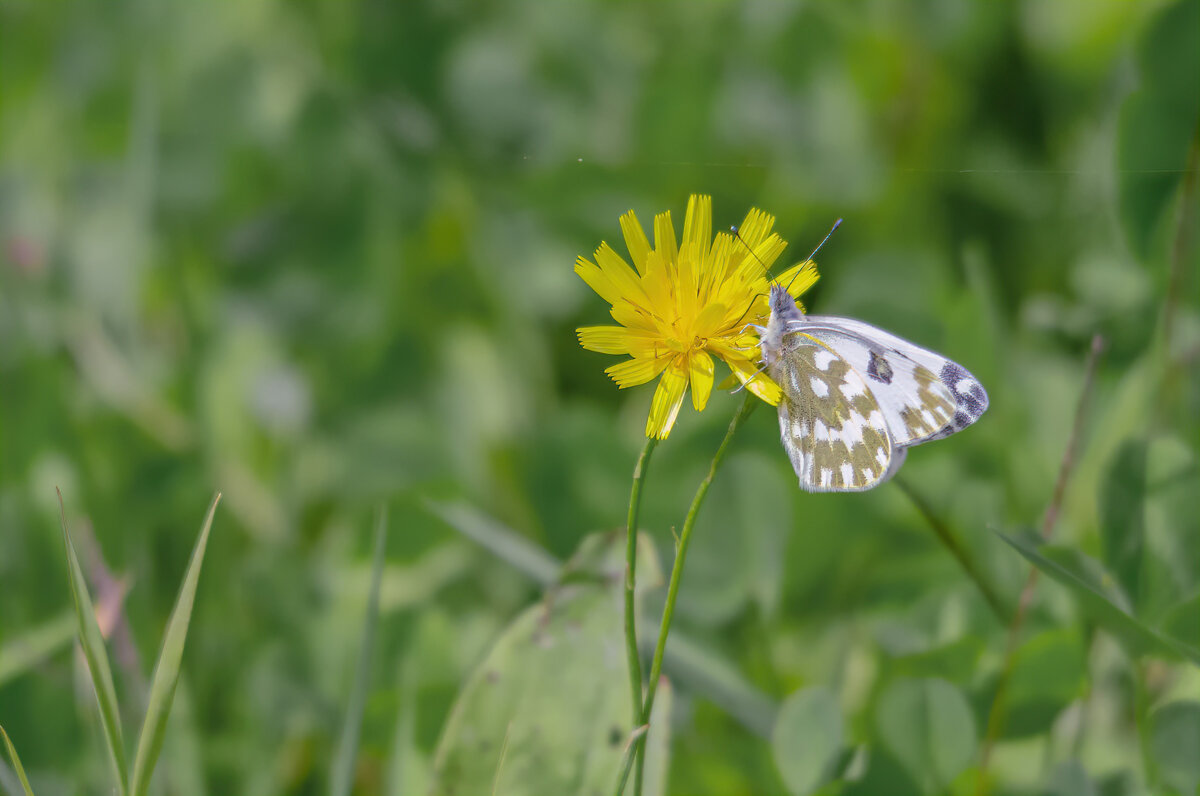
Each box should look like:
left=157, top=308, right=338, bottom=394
left=1, top=1, right=1197, bottom=794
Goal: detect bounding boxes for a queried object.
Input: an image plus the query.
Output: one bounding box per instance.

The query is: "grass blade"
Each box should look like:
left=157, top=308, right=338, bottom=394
left=0, top=726, right=35, bottom=796
left=58, top=489, right=128, bottom=795
left=129, top=493, right=221, bottom=796
left=331, top=507, right=388, bottom=796
left=424, top=500, right=558, bottom=586
left=0, top=612, right=76, bottom=689
left=997, top=530, right=1200, bottom=666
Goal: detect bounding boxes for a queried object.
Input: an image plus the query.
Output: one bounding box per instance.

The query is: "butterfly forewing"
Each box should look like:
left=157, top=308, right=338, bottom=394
left=800, top=316, right=989, bottom=443
left=794, top=324, right=958, bottom=447
left=769, top=334, right=895, bottom=492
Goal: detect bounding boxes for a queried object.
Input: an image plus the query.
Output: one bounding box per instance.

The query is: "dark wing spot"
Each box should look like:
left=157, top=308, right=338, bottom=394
left=609, top=726, right=623, bottom=746
left=867, top=351, right=894, bottom=384
left=940, top=361, right=987, bottom=415
left=939, top=361, right=965, bottom=385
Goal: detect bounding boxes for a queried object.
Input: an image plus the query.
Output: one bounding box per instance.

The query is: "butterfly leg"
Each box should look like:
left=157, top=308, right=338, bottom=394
left=730, top=362, right=771, bottom=393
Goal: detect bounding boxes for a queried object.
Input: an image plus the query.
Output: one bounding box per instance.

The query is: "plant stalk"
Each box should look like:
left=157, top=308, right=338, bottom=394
left=623, top=437, right=658, bottom=743
left=617, top=395, right=757, bottom=796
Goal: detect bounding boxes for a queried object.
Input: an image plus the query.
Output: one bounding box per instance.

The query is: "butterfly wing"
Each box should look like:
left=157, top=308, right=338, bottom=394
left=767, top=334, right=896, bottom=492
left=798, top=316, right=989, bottom=446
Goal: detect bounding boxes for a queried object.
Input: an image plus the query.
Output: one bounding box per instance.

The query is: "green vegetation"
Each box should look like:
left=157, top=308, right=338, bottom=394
left=1, top=1, right=1197, bottom=794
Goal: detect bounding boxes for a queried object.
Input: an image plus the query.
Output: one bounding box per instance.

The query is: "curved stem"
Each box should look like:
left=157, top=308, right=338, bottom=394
left=975, top=334, right=1104, bottom=795
left=617, top=395, right=758, bottom=796
left=893, top=475, right=1011, bottom=625
left=623, top=437, right=658, bottom=734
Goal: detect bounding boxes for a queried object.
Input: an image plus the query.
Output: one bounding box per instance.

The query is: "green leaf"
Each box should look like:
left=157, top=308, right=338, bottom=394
left=0, top=725, right=35, bottom=796
left=841, top=746, right=921, bottom=796
left=1045, top=760, right=1097, bottom=796
left=890, top=637, right=984, bottom=683
left=1002, top=629, right=1088, bottom=738
left=1099, top=439, right=1148, bottom=608
left=129, top=493, right=221, bottom=796
left=431, top=502, right=778, bottom=738
left=429, top=531, right=671, bottom=796
left=875, top=678, right=976, bottom=794
left=996, top=531, right=1200, bottom=665
left=1161, top=593, right=1200, bottom=651
left=331, top=507, right=388, bottom=796
left=639, top=678, right=673, bottom=796
left=386, top=653, right=429, bottom=796
left=771, top=686, right=844, bottom=796
left=58, top=490, right=128, bottom=795
left=1150, top=701, right=1200, bottom=796
left=1117, top=0, right=1200, bottom=257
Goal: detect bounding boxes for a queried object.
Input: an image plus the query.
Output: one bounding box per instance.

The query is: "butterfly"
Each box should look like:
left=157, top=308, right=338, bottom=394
left=754, top=283, right=988, bottom=492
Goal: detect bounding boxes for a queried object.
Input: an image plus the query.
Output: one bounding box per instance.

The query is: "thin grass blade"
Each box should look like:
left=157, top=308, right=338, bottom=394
left=331, top=507, right=388, bottom=796
left=0, top=612, right=76, bottom=689
left=58, top=490, right=128, bottom=795
left=129, top=493, right=221, bottom=796
left=0, top=726, right=35, bottom=796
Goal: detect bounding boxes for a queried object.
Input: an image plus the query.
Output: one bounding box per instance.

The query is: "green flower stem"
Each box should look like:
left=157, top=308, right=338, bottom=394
left=623, top=437, right=658, bottom=733
left=617, top=394, right=758, bottom=796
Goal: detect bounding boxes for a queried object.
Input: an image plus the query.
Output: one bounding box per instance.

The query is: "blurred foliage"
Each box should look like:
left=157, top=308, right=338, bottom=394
left=0, top=1, right=1197, bottom=795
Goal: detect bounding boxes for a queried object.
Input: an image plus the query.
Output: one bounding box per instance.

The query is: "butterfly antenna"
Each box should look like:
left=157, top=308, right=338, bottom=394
left=728, top=226, right=773, bottom=330
left=785, top=217, right=841, bottom=292
left=729, top=217, right=842, bottom=328
left=730, top=225, right=775, bottom=283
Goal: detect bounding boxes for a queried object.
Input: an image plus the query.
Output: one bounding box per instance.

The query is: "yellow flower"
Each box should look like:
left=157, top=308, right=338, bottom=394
left=576, top=194, right=819, bottom=439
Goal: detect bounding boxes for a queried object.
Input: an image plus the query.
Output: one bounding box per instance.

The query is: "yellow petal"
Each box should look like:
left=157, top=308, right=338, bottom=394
left=641, top=250, right=673, bottom=312
left=716, top=372, right=740, bottom=391
left=682, top=194, right=712, bottom=267
left=595, top=243, right=650, bottom=307
left=700, top=230, right=733, bottom=304
left=610, top=299, right=657, bottom=333
left=776, top=259, right=820, bottom=301
left=577, top=325, right=660, bottom=356
left=689, top=350, right=714, bottom=411
left=620, top=210, right=652, bottom=276
left=691, top=301, right=728, bottom=337
left=726, top=357, right=781, bottom=406
left=707, top=338, right=760, bottom=365
left=715, top=294, right=768, bottom=334
left=646, top=361, right=688, bottom=439
left=607, top=356, right=670, bottom=388
left=676, top=245, right=698, bottom=312
left=575, top=256, right=624, bottom=307
left=653, top=210, right=678, bottom=266
left=735, top=207, right=774, bottom=251
left=752, top=233, right=786, bottom=272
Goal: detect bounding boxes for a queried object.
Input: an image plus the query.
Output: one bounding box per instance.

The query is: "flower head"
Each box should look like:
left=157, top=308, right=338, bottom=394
left=576, top=194, right=819, bottom=439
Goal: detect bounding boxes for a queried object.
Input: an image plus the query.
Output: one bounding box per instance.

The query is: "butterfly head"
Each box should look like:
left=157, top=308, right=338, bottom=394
left=768, top=282, right=804, bottom=320
left=759, top=283, right=806, bottom=366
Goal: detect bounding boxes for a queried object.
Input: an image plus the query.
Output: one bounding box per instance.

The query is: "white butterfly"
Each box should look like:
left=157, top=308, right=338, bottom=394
left=755, top=283, right=988, bottom=492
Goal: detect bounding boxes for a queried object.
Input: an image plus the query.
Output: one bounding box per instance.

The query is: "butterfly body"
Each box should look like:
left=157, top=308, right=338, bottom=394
left=757, top=284, right=987, bottom=492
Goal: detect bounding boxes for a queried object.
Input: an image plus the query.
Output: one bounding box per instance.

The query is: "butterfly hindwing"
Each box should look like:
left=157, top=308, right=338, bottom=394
left=768, top=335, right=895, bottom=492
left=799, top=316, right=989, bottom=443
